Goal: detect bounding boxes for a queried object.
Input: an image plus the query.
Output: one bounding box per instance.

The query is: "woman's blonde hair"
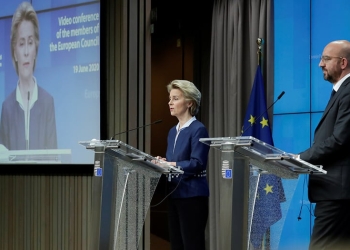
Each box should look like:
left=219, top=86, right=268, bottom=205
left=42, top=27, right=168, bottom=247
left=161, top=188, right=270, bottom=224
left=167, top=80, right=201, bottom=116
left=11, top=1, right=40, bottom=75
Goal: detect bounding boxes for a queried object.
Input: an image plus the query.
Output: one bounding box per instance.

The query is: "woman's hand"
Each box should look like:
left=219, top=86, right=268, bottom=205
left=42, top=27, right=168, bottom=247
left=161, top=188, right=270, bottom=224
left=151, top=156, right=167, bottom=165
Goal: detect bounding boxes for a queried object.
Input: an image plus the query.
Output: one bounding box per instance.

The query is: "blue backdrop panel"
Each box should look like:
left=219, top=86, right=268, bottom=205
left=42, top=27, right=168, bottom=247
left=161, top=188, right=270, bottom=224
left=274, top=0, right=310, bottom=114
left=273, top=0, right=350, bottom=249
left=0, top=0, right=24, bottom=17
left=271, top=114, right=312, bottom=249
left=310, top=0, right=350, bottom=112
left=33, top=0, right=98, bottom=11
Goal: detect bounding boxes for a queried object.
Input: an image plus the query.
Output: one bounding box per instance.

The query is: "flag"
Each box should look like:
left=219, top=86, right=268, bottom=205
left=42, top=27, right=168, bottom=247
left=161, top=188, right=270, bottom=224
left=242, top=65, right=285, bottom=249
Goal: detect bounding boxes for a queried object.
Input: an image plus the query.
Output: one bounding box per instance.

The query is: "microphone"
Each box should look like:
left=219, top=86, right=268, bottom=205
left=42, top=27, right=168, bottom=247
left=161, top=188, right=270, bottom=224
left=241, top=91, right=285, bottom=135
left=26, top=91, right=30, bottom=150
left=110, top=119, right=162, bottom=140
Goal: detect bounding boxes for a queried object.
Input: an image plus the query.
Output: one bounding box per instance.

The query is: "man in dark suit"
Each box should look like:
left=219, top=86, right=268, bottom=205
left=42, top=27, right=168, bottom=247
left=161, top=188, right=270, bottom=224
left=300, top=40, right=350, bottom=250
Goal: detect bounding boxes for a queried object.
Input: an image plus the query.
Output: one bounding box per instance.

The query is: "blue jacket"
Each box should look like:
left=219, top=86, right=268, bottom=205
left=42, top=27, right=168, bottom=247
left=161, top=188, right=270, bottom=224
left=166, top=120, right=210, bottom=198
left=0, top=86, right=57, bottom=150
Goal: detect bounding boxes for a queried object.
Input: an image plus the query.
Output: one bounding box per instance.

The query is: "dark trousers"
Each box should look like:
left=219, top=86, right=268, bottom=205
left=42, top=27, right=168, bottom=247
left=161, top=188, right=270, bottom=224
left=168, top=196, right=208, bottom=250
left=310, top=200, right=350, bottom=250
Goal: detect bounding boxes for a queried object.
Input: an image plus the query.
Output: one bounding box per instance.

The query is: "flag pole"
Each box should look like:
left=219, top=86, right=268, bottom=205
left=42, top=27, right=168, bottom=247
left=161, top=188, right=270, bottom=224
left=257, top=37, right=271, bottom=250
left=247, top=38, right=284, bottom=250
left=257, top=38, right=264, bottom=67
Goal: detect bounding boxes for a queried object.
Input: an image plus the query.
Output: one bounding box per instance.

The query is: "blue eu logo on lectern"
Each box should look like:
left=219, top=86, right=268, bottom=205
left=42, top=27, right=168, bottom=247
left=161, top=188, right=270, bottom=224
left=94, top=167, right=102, bottom=177
left=224, top=169, right=232, bottom=179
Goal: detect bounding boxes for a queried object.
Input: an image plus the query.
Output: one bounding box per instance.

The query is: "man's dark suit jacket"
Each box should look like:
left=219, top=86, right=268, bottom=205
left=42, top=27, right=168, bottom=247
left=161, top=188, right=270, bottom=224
left=300, top=76, right=350, bottom=202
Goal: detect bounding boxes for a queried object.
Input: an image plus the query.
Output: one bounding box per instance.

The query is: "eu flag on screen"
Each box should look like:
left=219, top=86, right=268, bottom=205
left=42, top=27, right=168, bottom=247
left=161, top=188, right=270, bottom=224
left=242, top=66, right=284, bottom=249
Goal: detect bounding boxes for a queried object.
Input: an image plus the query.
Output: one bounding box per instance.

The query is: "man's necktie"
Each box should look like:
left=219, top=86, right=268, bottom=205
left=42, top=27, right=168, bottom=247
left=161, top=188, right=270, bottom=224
left=330, top=89, right=336, bottom=99
left=327, top=89, right=336, bottom=106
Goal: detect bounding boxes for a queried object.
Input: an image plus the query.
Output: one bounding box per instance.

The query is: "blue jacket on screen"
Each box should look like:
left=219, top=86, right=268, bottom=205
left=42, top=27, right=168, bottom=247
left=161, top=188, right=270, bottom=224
left=0, top=85, right=57, bottom=150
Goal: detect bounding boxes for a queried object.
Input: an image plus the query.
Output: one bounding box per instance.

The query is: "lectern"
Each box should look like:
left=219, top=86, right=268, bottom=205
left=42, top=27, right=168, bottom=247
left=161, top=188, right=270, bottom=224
left=79, top=140, right=183, bottom=250
left=200, top=136, right=326, bottom=250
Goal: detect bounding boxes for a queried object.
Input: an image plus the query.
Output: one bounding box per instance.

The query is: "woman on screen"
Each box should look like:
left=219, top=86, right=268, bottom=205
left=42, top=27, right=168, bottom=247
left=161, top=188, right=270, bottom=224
left=0, top=1, right=57, bottom=150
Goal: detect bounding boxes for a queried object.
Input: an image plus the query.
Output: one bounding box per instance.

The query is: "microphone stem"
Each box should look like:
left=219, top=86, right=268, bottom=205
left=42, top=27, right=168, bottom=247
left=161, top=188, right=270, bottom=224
left=241, top=91, right=285, bottom=136
left=26, top=91, right=30, bottom=150
left=111, top=120, right=162, bottom=140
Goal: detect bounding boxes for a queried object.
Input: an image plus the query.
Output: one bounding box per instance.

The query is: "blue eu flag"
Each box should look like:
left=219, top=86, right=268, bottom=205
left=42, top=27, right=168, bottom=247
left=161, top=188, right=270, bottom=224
left=242, top=66, right=285, bottom=249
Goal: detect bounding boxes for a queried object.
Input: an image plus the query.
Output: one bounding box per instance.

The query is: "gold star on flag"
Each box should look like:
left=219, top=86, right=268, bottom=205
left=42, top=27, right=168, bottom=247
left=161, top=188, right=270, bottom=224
left=264, top=183, right=273, bottom=194
left=248, top=115, right=256, bottom=125
left=260, top=117, right=269, bottom=128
